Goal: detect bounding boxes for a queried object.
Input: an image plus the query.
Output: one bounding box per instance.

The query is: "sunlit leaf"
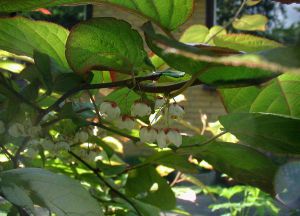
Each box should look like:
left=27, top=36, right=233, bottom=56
left=0, top=0, right=194, bottom=30
left=66, top=17, right=153, bottom=74
left=0, top=17, right=69, bottom=69
left=233, top=14, right=268, bottom=31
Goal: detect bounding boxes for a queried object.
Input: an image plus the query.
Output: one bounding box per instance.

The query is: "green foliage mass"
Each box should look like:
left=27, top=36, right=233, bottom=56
left=0, top=0, right=299, bottom=215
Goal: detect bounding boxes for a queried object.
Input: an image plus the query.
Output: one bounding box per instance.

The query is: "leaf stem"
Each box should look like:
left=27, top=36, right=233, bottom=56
left=68, top=151, right=143, bottom=216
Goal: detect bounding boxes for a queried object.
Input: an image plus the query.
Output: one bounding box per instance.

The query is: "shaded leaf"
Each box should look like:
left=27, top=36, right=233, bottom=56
left=199, top=66, right=279, bottom=87
left=142, top=150, right=199, bottom=173
left=33, top=50, right=53, bottom=94
left=219, top=112, right=300, bottom=154
left=0, top=168, right=103, bottom=216
left=125, top=166, right=176, bottom=210
left=178, top=137, right=278, bottom=194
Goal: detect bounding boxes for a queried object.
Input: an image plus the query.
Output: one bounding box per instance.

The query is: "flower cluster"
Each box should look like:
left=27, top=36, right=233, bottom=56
left=98, top=97, right=185, bottom=148
left=140, top=127, right=182, bottom=148
left=7, top=120, right=42, bottom=138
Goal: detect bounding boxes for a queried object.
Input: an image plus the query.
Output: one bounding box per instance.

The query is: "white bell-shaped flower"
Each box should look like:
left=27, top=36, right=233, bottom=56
left=131, top=101, right=152, bottom=117
left=140, top=126, right=158, bottom=143
left=99, top=101, right=121, bottom=120
left=167, top=129, right=182, bottom=147
left=154, top=97, right=166, bottom=110
left=169, top=103, right=185, bottom=119
left=74, top=131, right=89, bottom=143
left=8, top=123, right=25, bottom=138
left=118, top=116, right=135, bottom=130
left=156, top=129, right=168, bottom=148
left=0, top=121, right=5, bottom=134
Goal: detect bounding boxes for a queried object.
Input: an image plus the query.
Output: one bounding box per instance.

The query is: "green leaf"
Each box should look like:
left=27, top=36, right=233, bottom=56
left=125, top=166, right=176, bottom=210
left=143, top=22, right=209, bottom=74
left=0, top=17, right=69, bottom=69
left=180, top=25, right=209, bottom=44
left=21, top=80, right=40, bottom=102
left=220, top=74, right=300, bottom=117
left=274, top=161, right=300, bottom=209
left=219, top=112, right=300, bottom=154
left=214, top=34, right=282, bottom=52
left=199, top=66, right=279, bottom=87
left=66, top=17, right=152, bottom=74
left=142, top=150, right=199, bottom=173
left=0, top=168, right=103, bottom=216
left=143, top=22, right=300, bottom=74
left=105, top=0, right=194, bottom=30
left=233, top=14, right=268, bottom=31
left=246, top=0, right=262, bottom=6
left=33, top=51, right=53, bottom=94
left=261, top=45, right=300, bottom=69
left=53, top=73, right=84, bottom=92
left=0, top=0, right=194, bottom=30
left=178, top=138, right=278, bottom=194
left=131, top=199, right=160, bottom=216
left=204, top=25, right=227, bottom=44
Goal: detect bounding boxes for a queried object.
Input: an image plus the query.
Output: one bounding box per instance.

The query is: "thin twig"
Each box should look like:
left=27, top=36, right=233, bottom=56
left=170, top=171, right=182, bottom=187
left=179, top=131, right=228, bottom=149
left=86, top=90, right=102, bottom=121
left=87, top=122, right=139, bottom=142
left=13, top=137, right=30, bottom=168
left=68, top=151, right=143, bottom=216
left=0, top=81, right=42, bottom=113
left=205, top=0, right=248, bottom=44
left=0, top=143, right=15, bottom=166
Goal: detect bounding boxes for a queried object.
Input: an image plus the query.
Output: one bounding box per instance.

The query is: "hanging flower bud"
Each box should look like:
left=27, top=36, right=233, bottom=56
left=156, top=129, right=168, bottom=148
left=154, top=97, right=166, bottom=110
left=73, top=131, right=89, bottom=143
left=167, top=128, right=182, bottom=147
left=118, top=116, right=135, bottom=130
left=8, top=123, right=25, bottom=138
left=131, top=101, right=152, bottom=117
left=169, top=103, right=185, bottom=119
left=0, top=121, right=5, bottom=134
left=99, top=101, right=121, bottom=120
left=140, top=126, right=158, bottom=143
